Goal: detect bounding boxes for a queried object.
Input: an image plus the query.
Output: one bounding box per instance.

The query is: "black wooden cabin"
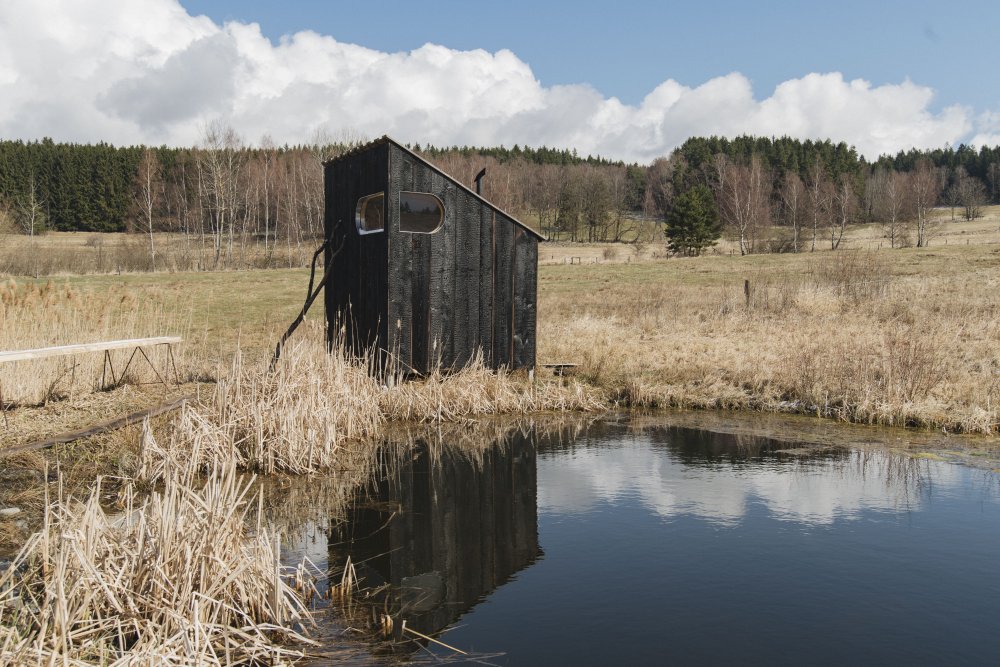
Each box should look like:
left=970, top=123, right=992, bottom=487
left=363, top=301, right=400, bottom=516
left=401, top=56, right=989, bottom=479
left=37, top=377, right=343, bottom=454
left=324, top=136, right=543, bottom=374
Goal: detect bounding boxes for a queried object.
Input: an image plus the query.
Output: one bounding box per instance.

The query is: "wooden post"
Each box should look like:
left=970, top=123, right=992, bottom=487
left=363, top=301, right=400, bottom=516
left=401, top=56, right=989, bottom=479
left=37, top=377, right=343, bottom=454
left=744, top=279, right=751, bottom=308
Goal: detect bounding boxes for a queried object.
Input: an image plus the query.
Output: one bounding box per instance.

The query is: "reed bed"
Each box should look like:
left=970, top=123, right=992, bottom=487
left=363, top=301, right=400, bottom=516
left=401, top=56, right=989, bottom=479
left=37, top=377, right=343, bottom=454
left=0, top=466, right=314, bottom=665
left=136, top=324, right=601, bottom=479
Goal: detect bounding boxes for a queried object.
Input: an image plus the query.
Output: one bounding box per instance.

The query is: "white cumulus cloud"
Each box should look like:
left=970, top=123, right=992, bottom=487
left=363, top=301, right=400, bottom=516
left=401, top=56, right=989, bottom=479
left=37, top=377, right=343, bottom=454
left=0, top=0, right=991, bottom=162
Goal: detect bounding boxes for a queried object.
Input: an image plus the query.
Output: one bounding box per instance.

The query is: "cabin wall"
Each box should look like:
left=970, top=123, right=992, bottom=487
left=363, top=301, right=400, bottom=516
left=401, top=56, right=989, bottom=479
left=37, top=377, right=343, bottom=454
left=386, top=145, right=538, bottom=373
left=324, top=144, right=389, bottom=358
left=512, top=223, right=538, bottom=369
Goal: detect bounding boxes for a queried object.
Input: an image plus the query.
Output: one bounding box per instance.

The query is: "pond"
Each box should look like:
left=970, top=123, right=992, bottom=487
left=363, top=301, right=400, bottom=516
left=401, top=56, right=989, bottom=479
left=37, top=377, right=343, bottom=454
left=282, top=416, right=1000, bottom=665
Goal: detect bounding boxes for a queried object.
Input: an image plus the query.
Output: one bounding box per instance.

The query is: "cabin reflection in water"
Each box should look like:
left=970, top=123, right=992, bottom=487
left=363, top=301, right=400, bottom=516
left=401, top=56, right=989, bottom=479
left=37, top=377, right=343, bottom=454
left=329, top=428, right=541, bottom=640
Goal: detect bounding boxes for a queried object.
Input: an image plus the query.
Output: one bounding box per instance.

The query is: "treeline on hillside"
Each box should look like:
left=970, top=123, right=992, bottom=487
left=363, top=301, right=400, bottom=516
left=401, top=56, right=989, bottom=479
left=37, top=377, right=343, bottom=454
left=656, top=136, right=999, bottom=255
left=0, top=130, right=648, bottom=259
left=418, top=142, right=623, bottom=167
left=0, top=128, right=334, bottom=269
left=2, top=130, right=1000, bottom=268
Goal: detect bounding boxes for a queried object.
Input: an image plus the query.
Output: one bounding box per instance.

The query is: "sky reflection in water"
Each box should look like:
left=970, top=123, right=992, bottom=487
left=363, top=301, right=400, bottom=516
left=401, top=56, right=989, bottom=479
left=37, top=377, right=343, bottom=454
left=289, top=419, right=1000, bottom=666
left=538, top=426, right=968, bottom=526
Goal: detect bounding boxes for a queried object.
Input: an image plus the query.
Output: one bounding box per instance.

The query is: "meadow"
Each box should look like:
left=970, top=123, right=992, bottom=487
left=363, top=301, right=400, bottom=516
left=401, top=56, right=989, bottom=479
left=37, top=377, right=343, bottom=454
left=542, top=238, right=1000, bottom=433
left=4, top=210, right=1000, bottom=444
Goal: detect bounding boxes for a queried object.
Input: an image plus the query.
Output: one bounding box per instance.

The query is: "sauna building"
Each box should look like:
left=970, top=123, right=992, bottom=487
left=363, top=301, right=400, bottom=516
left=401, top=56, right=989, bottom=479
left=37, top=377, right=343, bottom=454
left=324, top=136, right=542, bottom=374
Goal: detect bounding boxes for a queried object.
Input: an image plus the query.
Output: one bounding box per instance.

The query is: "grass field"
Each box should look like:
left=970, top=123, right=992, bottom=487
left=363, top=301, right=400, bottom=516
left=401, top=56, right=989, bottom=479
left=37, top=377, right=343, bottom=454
left=2, top=213, right=1000, bottom=431
left=543, top=241, right=1000, bottom=428
left=0, top=230, right=318, bottom=276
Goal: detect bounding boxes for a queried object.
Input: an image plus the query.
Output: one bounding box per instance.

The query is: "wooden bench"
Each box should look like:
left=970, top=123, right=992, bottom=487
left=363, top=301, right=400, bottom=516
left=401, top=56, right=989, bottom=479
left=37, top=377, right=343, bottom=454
left=0, top=337, right=182, bottom=426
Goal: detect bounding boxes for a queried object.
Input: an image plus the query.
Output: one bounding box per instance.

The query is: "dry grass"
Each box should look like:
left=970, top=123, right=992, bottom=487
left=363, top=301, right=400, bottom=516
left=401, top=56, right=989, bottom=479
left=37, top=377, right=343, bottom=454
left=0, top=466, right=314, bottom=665
left=137, top=324, right=600, bottom=479
left=0, top=232, right=317, bottom=277
left=0, top=276, right=596, bottom=555
left=0, top=279, right=197, bottom=407
left=537, top=204, right=1000, bottom=264
left=540, top=240, right=1000, bottom=433
left=5, top=218, right=1000, bottom=444
left=3, top=217, right=1000, bottom=661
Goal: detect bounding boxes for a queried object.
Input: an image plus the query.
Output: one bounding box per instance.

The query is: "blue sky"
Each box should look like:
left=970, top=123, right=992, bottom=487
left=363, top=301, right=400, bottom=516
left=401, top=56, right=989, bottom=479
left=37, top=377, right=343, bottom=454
left=1, top=0, right=997, bottom=162
left=180, top=0, right=997, bottom=112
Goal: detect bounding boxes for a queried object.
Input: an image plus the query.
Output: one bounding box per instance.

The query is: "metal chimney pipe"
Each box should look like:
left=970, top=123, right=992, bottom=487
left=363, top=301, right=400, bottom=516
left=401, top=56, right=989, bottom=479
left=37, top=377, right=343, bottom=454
left=474, top=168, right=487, bottom=195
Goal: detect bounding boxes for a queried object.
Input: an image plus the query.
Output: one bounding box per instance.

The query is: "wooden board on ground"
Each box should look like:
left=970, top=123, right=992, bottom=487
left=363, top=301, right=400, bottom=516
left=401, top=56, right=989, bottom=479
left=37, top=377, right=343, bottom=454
left=0, top=393, right=195, bottom=456
left=0, top=337, right=182, bottom=363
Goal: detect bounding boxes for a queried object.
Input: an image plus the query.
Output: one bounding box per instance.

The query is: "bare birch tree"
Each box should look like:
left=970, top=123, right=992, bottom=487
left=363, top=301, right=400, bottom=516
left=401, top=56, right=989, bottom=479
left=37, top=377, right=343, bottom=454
left=14, top=172, right=45, bottom=277
left=16, top=172, right=46, bottom=239
left=134, top=147, right=160, bottom=269
left=606, top=164, right=640, bottom=242
left=258, top=135, right=277, bottom=264
left=806, top=162, right=832, bottom=252
left=644, top=156, right=678, bottom=219
left=951, top=167, right=988, bottom=220
left=199, top=122, right=245, bottom=267
left=829, top=176, right=857, bottom=250
left=911, top=160, right=942, bottom=247
left=714, top=154, right=770, bottom=256
left=779, top=171, right=805, bottom=252
left=874, top=169, right=912, bottom=248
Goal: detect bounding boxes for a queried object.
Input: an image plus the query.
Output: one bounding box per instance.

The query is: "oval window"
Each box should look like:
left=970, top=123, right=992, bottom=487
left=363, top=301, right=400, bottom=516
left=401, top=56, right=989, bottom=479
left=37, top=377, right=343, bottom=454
left=399, top=192, right=444, bottom=234
left=356, top=192, right=384, bottom=234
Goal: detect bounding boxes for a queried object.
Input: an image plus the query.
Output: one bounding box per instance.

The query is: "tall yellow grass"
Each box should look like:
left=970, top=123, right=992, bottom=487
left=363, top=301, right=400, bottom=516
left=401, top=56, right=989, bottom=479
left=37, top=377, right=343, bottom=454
left=0, top=279, right=191, bottom=406
left=138, top=324, right=601, bottom=479
left=0, top=466, right=313, bottom=664
left=541, top=247, right=1000, bottom=433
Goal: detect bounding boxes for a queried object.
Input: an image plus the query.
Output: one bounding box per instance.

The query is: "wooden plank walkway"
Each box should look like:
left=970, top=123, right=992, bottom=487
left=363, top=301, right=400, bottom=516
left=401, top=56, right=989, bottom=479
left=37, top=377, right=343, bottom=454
left=1, top=393, right=195, bottom=456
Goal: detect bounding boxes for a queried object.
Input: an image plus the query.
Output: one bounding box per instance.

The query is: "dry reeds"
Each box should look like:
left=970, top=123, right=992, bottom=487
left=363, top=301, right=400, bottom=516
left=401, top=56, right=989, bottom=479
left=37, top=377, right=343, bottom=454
left=0, top=466, right=314, bottom=665
left=138, top=324, right=601, bottom=479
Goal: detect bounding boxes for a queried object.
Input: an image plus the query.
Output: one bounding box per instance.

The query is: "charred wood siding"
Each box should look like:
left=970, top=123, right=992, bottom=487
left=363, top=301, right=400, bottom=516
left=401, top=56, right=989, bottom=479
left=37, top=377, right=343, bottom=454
left=326, top=137, right=540, bottom=374
left=512, top=226, right=538, bottom=368
left=324, top=142, right=389, bottom=359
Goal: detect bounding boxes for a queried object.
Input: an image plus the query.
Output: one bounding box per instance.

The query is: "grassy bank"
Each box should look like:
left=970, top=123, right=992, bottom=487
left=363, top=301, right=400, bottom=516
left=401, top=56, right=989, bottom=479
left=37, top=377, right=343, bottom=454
left=540, top=241, right=1000, bottom=433
left=4, top=218, right=1000, bottom=440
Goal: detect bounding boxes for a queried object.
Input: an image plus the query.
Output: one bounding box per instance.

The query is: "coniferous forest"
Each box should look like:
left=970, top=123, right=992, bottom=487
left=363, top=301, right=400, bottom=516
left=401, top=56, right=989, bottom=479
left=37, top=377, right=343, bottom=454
left=3, top=131, right=1000, bottom=263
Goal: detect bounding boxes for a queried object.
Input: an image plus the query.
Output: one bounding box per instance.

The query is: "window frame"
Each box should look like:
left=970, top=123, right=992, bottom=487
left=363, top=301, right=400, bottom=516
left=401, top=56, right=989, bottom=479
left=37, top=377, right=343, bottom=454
left=355, top=191, right=385, bottom=235
left=399, top=191, right=445, bottom=235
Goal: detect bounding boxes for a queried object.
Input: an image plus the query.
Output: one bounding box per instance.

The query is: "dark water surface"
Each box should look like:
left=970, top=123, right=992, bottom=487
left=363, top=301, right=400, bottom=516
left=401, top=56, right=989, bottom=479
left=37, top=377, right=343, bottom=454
left=290, top=418, right=1000, bottom=665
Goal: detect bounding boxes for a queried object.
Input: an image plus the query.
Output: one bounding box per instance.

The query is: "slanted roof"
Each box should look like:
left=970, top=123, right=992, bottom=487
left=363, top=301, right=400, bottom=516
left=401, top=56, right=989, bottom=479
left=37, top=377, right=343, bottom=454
left=326, top=135, right=546, bottom=241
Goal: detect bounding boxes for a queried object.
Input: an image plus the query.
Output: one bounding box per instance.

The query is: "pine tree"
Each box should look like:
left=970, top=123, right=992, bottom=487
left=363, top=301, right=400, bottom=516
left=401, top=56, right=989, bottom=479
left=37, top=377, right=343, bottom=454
left=664, top=185, right=721, bottom=256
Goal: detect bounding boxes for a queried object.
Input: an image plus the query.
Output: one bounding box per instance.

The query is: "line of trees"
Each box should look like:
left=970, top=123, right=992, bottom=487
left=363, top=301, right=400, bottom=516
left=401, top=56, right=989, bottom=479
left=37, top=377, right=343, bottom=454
left=0, top=125, right=355, bottom=269
left=2, top=131, right=1000, bottom=266
left=657, top=136, right=996, bottom=255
